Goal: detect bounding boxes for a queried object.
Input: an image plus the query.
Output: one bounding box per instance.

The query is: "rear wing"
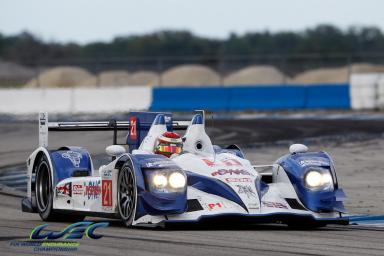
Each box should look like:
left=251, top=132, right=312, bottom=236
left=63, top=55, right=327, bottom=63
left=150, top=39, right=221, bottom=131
left=38, top=111, right=194, bottom=152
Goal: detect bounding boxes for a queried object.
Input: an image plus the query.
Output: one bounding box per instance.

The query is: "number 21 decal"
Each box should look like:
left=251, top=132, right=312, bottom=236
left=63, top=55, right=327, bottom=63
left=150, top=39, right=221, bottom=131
left=102, top=180, right=112, bottom=207
left=129, top=116, right=137, bottom=140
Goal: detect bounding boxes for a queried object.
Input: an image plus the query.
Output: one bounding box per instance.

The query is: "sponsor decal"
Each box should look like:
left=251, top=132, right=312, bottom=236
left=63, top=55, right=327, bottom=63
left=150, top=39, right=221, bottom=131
left=39, top=112, right=46, bottom=125
left=102, top=169, right=112, bottom=178
left=84, top=180, right=101, bottom=200
left=102, top=180, right=113, bottom=207
left=129, top=116, right=138, bottom=140
left=262, top=201, right=288, bottom=209
left=56, top=182, right=71, bottom=197
left=225, top=177, right=252, bottom=183
left=299, top=159, right=329, bottom=167
left=38, top=112, right=48, bottom=147
left=62, top=151, right=82, bottom=168
left=211, top=169, right=252, bottom=176
left=203, top=158, right=243, bottom=167
left=208, top=202, right=223, bottom=210
left=164, top=116, right=172, bottom=123
left=235, top=185, right=257, bottom=199
left=72, top=184, right=83, bottom=195
left=144, top=160, right=175, bottom=168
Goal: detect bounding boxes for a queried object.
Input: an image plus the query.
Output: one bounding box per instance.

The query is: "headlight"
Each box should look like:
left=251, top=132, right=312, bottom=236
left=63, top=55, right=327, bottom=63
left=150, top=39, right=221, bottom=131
left=305, top=171, right=322, bottom=187
left=146, top=169, right=186, bottom=192
left=305, top=169, right=333, bottom=190
left=152, top=173, right=168, bottom=189
left=169, top=172, right=186, bottom=189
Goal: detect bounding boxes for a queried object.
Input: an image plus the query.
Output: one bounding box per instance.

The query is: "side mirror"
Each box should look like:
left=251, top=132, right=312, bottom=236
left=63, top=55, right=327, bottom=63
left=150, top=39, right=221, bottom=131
left=106, top=145, right=126, bottom=157
left=289, top=144, right=308, bottom=154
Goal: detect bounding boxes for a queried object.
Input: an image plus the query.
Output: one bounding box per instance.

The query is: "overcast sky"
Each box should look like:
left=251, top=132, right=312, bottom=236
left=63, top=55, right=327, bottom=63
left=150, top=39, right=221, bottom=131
left=1, top=0, right=383, bottom=44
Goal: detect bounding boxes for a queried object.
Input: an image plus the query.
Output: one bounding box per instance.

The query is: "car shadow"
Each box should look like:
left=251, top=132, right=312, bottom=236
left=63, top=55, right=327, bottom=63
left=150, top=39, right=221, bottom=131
left=87, top=217, right=347, bottom=231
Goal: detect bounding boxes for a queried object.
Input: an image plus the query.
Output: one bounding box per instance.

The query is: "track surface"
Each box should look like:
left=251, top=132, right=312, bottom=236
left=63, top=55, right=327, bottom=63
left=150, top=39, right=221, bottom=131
left=0, top=118, right=383, bottom=255
left=0, top=192, right=383, bottom=256
left=1, top=118, right=384, bottom=167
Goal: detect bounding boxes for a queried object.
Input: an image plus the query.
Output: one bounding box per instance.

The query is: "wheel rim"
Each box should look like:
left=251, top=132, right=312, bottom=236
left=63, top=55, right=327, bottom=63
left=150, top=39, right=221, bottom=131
left=118, top=166, right=135, bottom=220
left=36, top=161, right=51, bottom=212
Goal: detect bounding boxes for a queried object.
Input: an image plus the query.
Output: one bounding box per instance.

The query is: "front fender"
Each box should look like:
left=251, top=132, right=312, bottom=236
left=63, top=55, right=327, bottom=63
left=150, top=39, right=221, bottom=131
left=116, top=154, right=187, bottom=219
left=276, top=151, right=346, bottom=213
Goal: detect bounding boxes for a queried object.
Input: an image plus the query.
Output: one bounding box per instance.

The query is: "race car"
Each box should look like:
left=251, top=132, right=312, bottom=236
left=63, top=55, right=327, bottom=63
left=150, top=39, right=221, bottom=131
left=21, top=111, right=348, bottom=228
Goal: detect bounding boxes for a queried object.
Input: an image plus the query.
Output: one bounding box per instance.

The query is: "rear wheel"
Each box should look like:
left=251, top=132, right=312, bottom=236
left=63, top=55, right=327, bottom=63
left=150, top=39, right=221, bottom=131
left=35, top=154, right=84, bottom=222
left=117, top=163, right=137, bottom=227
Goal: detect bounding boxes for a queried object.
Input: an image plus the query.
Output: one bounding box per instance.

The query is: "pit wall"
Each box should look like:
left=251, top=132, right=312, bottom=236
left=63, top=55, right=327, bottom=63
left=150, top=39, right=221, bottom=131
left=0, top=77, right=383, bottom=114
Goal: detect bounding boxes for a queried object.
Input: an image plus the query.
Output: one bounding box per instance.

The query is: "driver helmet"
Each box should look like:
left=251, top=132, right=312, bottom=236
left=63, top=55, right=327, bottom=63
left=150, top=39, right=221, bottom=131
left=154, top=132, right=183, bottom=157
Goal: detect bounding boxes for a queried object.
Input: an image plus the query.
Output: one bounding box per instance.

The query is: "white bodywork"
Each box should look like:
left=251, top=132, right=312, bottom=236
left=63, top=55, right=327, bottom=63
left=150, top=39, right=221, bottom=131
left=26, top=113, right=341, bottom=226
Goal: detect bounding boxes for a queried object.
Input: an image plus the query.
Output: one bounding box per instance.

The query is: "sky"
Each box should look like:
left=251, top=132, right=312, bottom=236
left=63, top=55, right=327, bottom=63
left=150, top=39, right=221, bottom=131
left=1, top=0, right=383, bottom=44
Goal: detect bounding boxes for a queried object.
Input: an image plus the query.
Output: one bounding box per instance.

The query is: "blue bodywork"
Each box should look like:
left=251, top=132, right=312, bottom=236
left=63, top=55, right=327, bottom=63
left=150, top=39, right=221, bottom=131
left=127, top=154, right=187, bottom=219
left=42, top=112, right=346, bottom=225
left=49, top=147, right=92, bottom=185
left=277, top=151, right=346, bottom=213
left=126, top=112, right=173, bottom=153
left=186, top=171, right=248, bottom=212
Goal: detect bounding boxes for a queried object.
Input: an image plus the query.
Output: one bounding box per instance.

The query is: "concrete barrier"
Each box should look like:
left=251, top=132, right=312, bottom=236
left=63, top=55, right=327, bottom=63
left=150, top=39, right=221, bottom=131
left=151, top=87, right=230, bottom=111
left=350, top=73, right=384, bottom=110
left=0, top=87, right=151, bottom=114
left=150, top=84, right=351, bottom=111
left=306, top=84, right=350, bottom=109
left=0, top=83, right=356, bottom=114
left=228, top=86, right=306, bottom=110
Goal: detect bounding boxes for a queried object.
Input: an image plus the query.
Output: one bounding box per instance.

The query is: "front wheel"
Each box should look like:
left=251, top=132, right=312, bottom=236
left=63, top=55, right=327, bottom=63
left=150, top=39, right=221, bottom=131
left=117, top=163, right=137, bottom=227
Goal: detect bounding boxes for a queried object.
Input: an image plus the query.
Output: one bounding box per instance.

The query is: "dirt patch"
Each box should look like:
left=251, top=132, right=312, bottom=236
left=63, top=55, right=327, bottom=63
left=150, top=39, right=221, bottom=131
left=25, top=66, right=95, bottom=88
left=161, top=64, right=220, bottom=86
left=290, top=66, right=349, bottom=84
left=224, top=65, right=286, bottom=85
left=130, top=71, right=159, bottom=86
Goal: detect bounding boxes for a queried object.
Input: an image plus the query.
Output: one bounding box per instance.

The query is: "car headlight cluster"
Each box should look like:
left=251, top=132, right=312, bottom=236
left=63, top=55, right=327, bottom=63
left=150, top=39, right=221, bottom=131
left=147, top=170, right=186, bottom=192
left=304, top=169, right=334, bottom=190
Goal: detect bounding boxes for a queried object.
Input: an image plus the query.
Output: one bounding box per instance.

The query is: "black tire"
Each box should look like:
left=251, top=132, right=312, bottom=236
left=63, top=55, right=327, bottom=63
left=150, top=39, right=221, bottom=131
left=117, top=163, right=137, bottom=227
left=35, top=154, right=84, bottom=222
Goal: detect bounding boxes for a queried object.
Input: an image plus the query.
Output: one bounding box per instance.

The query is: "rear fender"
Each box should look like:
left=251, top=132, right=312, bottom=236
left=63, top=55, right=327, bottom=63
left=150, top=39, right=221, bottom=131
left=27, top=146, right=92, bottom=198
left=49, top=146, right=93, bottom=184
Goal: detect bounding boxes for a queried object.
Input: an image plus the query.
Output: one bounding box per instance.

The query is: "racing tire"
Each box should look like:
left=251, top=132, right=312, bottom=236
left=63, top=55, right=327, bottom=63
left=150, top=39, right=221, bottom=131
left=117, top=162, right=137, bottom=227
left=35, top=154, right=84, bottom=222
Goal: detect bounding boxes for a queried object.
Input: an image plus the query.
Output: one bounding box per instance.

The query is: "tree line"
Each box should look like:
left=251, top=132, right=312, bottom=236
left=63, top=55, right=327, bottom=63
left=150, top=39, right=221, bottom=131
left=1, top=24, right=384, bottom=65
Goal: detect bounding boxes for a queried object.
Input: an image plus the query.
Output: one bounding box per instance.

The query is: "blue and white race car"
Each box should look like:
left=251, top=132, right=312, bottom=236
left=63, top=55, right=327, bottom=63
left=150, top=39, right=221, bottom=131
left=22, top=111, right=348, bottom=228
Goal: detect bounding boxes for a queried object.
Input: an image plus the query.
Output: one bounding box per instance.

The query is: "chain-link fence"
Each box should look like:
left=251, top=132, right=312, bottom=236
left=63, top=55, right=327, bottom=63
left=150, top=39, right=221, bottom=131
left=2, top=53, right=384, bottom=87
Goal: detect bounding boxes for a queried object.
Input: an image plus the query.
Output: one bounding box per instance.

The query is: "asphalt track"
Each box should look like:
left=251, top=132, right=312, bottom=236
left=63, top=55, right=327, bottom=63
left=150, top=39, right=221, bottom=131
left=1, top=117, right=384, bottom=167
left=0, top=192, right=383, bottom=256
left=0, top=117, right=384, bottom=255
